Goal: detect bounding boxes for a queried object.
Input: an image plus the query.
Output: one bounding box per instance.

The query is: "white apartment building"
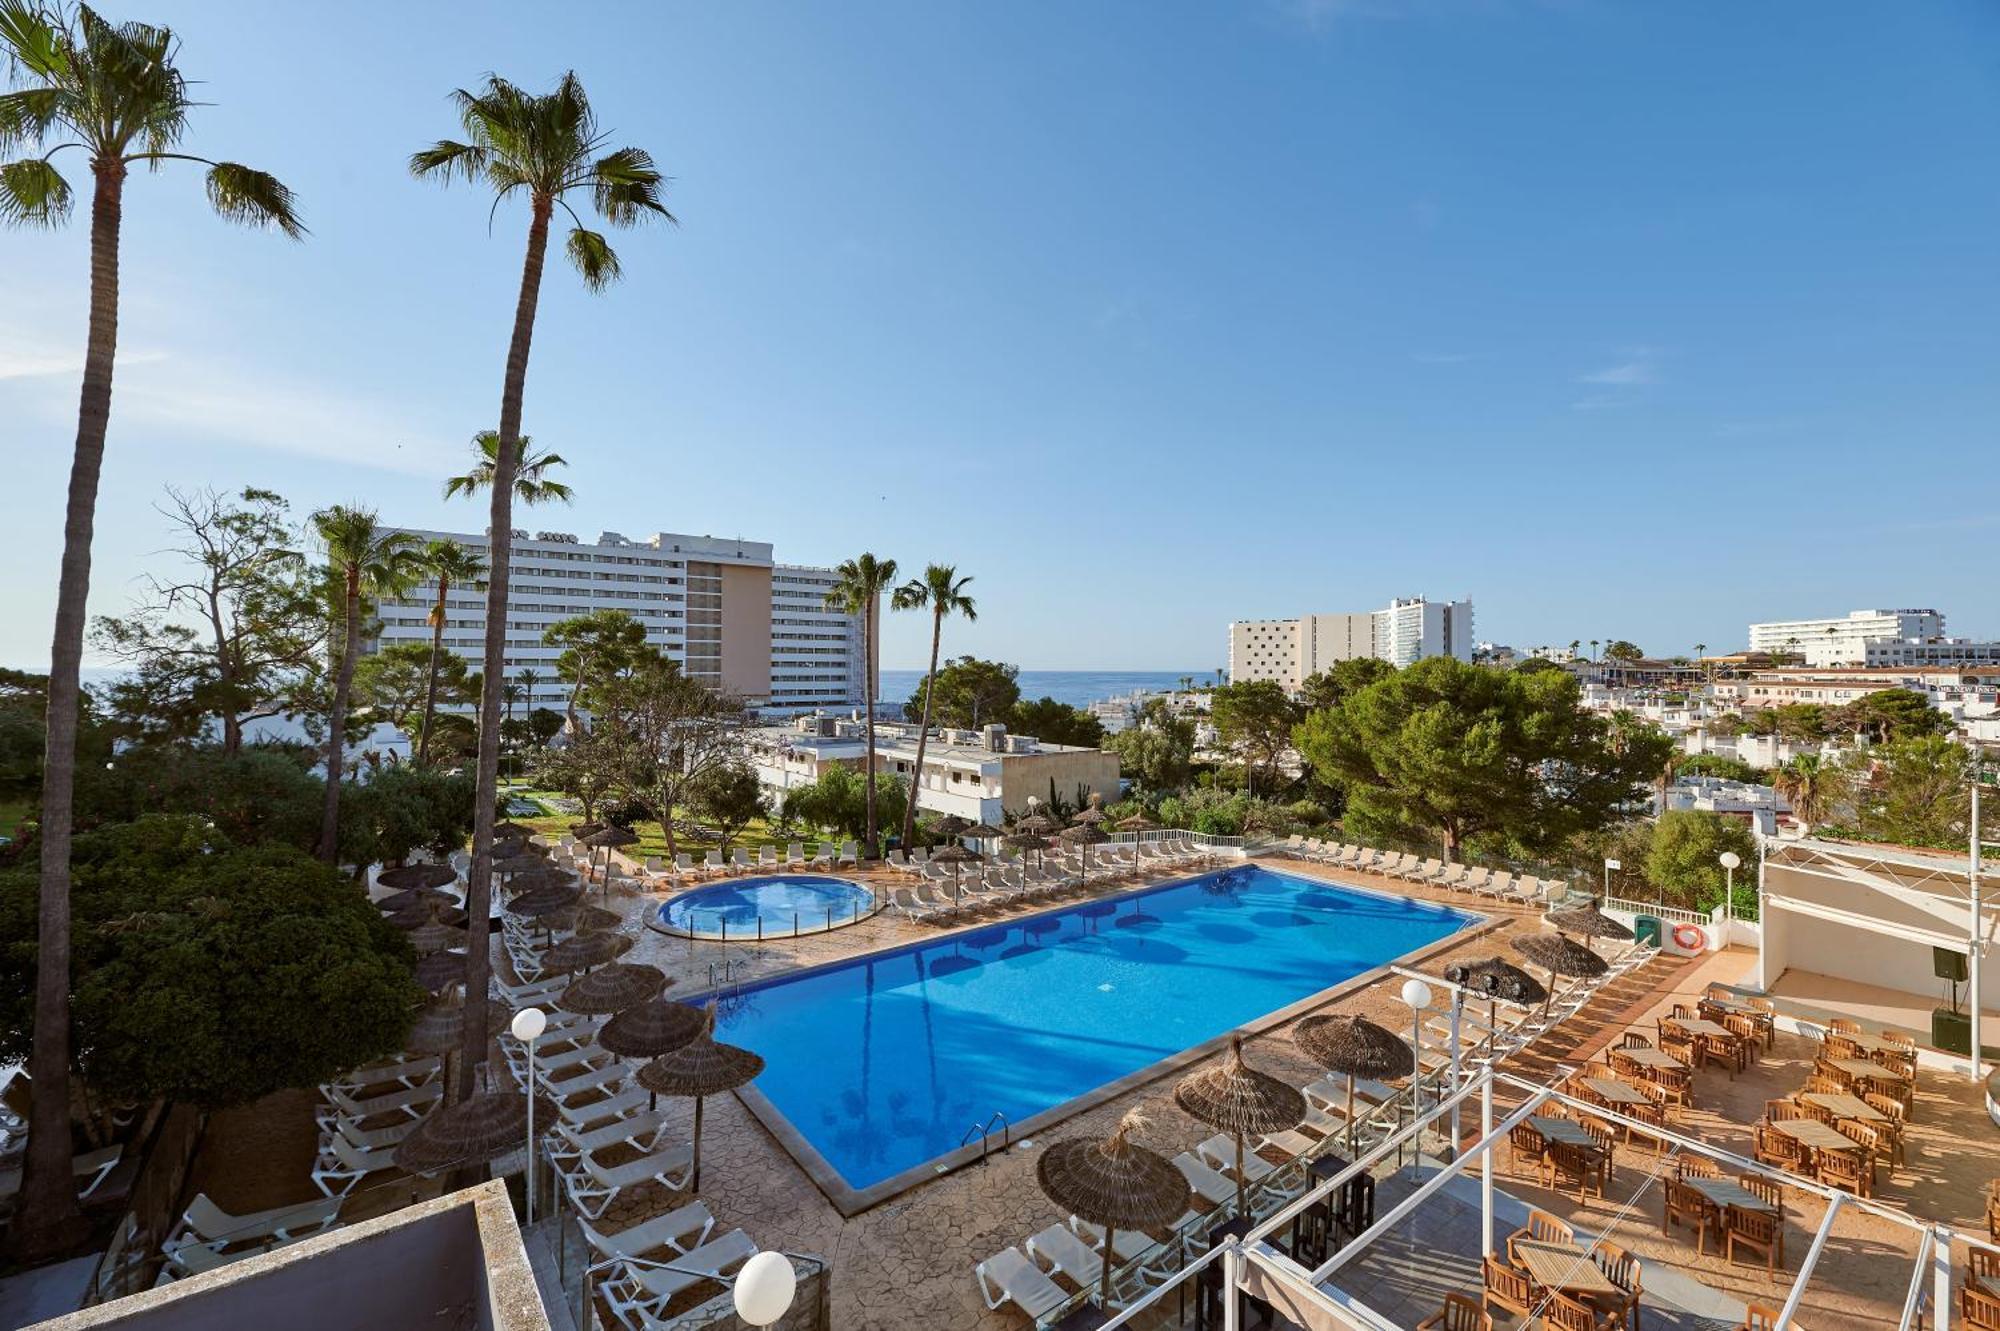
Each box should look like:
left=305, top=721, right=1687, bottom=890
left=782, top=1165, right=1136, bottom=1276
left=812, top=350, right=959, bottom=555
left=1228, top=596, right=1473, bottom=690
left=1747, top=608, right=1945, bottom=667
left=371, top=527, right=871, bottom=717
left=1863, top=637, right=2000, bottom=668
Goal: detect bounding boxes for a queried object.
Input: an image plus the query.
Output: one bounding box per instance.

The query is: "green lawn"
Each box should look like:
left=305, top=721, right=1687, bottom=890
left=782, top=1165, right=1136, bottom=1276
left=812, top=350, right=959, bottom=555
left=501, top=787, right=807, bottom=862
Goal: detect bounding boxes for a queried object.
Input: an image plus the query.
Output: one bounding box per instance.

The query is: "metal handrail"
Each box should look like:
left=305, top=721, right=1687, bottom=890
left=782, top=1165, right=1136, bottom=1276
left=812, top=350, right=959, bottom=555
left=959, top=1110, right=1011, bottom=1165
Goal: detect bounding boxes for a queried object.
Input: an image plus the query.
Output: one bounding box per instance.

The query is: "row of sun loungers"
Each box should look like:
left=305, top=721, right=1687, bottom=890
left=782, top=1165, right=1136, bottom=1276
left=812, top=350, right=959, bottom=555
left=1282, top=838, right=1572, bottom=906
left=889, top=840, right=1223, bottom=925
left=626, top=841, right=860, bottom=888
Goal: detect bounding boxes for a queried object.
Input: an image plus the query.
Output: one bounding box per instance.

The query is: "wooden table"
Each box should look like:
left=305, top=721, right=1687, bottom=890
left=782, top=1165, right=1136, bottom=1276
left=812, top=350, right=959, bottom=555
left=1685, top=1176, right=1780, bottom=1214
left=1830, top=1030, right=1904, bottom=1056
left=1511, top=1240, right=1621, bottom=1297
left=1771, top=1118, right=1861, bottom=1153
left=1666, top=1016, right=1736, bottom=1041
left=1528, top=1116, right=1600, bottom=1150
left=1824, top=1057, right=1908, bottom=1086
left=1801, top=1091, right=1889, bottom=1124
left=1619, top=1046, right=1687, bottom=1071
left=1582, top=1077, right=1652, bottom=1107
left=1702, top=996, right=1763, bottom=1017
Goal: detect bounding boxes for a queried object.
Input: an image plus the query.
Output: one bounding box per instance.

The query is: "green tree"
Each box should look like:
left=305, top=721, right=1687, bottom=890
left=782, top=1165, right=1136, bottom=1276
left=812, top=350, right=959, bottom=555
left=542, top=609, right=652, bottom=732
left=337, top=765, right=477, bottom=868
left=1209, top=680, right=1302, bottom=796
left=1, top=1, right=304, bottom=1252
left=1772, top=752, right=1847, bottom=829
left=410, top=538, right=486, bottom=767
left=781, top=766, right=906, bottom=843
left=0, top=816, right=418, bottom=1114
left=527, top=706, right=564, bottom=749
left=1675, top=753, right=1762, bottom=784
left=1644, top=810, right=1758, bottom=914
left=907, top=655, right=1020, bottom=729
left=1299, top=658, right=1395, bottom=713
left=822, top=554, right=898, bottom=856
left=529, top=726, right=618, bottom=824
left=416, top=71, right=668, bottom=1100
left=89, top=487, right=323, bottom=754
left=442, top=429, right=574, bottom=507
left=1511, top=657, right=1564, bottom=677
left=1852, top=737, right=1970, bottom=849
left=310, top=506, right=419, bottom=863
left=890, top=564, right=976, bottom=850
left=592, top=657, right=742, bottom=857
left=1104, top=707, right=1197, bottom=792
left=1009, top=697, right=1106, bottom=748
left=1293, top=656, right=1670, bottom=862
left=1835, top=689, right=1953, bottom=745
left=688, top=760, right=767, bottom=853
left=355, top=642, right=477, bottom=750
left=1602, top=640, right=1644, bottom=661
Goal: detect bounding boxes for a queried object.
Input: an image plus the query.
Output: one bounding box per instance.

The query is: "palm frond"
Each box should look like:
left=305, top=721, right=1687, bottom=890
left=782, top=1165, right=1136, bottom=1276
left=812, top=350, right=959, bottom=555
left=409, top=137, right=488, bottom=184
left=203, top=161, right=305, bottom=237
left=0, top=155, right=72, bottom=226
left=565, top=226, right=621, bottom=292
left=0, top=1, right=70, bottom=83
left=0, top=87, right=66, bottom=152
left=591, top=147, right=673, bottom=226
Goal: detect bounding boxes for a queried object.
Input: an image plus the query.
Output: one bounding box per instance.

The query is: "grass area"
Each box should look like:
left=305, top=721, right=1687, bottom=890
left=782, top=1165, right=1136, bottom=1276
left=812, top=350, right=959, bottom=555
left=501, top=786, right=810, bottom=862
left=0, top=800, right=26, bottom=840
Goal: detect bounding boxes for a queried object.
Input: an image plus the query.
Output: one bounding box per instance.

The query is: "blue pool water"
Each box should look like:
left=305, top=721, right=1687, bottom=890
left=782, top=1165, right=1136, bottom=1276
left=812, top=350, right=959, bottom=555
left=712, top=865, right=1472, bottom=1193
left=660, top=876, right=876, bottom=937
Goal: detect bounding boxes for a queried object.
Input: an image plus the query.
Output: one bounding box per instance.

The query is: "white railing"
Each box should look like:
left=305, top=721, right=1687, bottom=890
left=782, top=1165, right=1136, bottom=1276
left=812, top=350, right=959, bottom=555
left=1603, top=895, right=1709, bottom=927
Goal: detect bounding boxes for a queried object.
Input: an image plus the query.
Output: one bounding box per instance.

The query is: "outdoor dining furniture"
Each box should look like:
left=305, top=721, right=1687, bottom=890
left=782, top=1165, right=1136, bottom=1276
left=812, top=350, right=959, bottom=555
left=1825, top=1028, right=1903, bottom=1056
left=1723, top=1204, right=1785, bottom=1272
left=1685, top=1175, right=1781, bottom=1217
left=1528, top=1116, right=1600, bottom=1151
left=1770, top=1116, right=1862, bottom=1157
left=1665, top=1016, right=1735, bottom=1041
left=1582, top=1077, right=1652, bottom=1108
left=1800, top=1091, right=1889, bottom=1124
left=1822, top=1057, right=1909, bottom=1094
left=1618, top=1045, right=1687, bottom=1071
left=1511, top=1240, right=1623, bottom=1299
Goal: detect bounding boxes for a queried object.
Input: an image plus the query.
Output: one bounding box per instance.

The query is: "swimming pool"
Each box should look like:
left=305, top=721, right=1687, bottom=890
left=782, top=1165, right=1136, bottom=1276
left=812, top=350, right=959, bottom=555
left=656, top=875, right=877, bottom=939
left=712, top=865, right=1476, bottom=1212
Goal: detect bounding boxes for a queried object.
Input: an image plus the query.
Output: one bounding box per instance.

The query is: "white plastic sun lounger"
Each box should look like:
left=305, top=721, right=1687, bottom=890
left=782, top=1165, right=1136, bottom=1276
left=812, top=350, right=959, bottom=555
left=316, top=1079, right=440, bottom=1128
left=165, top=1193, right=341, bottom=1256
left=1196, top=1134, right=1274, bottom=1185
left=551, top=1109, right=672, bottom=1162
left=976, top=1245, right=1071, bottom=1321
left=557, top=1085, right=653, bottom=1129
left=564, top=1142, right=696, bottom=1220
left=890, top=887, right=938, bottom=923
left=1069, top=1215, right=1157, bottom=1265
left=323, top=1054, right=441, bottom=1094
left=758, top=847, right=779, bottom=871
left=544, top=1062, right=630, bottom=1105
left=576, top=1200, right=716, bottom=1274
left=785, top=843, right=806, bottom=871
left=809, top=844, right=835, bottom=869
left=1026, top=1223, right=1105, bottom=1290
left=311, top=1132, right=401, bottom=1195
left=0, top=1144, right=122, bottom=1205
left=327, top=1110, right=424, bottom=1153
left=604, top=1230, right=758, bottom=1322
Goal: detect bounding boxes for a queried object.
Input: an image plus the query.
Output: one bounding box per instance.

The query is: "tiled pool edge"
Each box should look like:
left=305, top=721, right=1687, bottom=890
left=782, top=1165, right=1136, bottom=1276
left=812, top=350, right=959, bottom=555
left=720, top=874, right=1497, bottom=1218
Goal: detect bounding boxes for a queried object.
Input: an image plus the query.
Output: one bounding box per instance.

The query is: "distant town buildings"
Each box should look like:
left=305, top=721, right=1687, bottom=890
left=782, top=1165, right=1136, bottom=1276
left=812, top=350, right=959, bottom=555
left=1746, top=608, right=1946, bottom=667
left=1862, top=638, right=2000, bottom=668
left=1229, top=596, right=1473, bottom=690
left=372, top=527, right=872, bottom=717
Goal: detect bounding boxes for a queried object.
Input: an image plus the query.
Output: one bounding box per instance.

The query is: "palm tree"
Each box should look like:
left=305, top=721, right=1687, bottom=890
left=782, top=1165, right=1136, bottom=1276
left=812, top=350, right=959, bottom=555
left=1589, top=639, right=1600, bottom=662
left=443, top=429, right=574, bottom=506
left=0, top=2, right=302, bottom=1258
left=1773, top=753, right=1846, bottom=830
left=313, top=506, right=418, bottom=862
left=824, top=554, right=899, bottom=857
left=414, top=539, right=486, bottom=767
left=891, top=565, right=976, bottom=850
left=414, top=75, right=667, bottom=1100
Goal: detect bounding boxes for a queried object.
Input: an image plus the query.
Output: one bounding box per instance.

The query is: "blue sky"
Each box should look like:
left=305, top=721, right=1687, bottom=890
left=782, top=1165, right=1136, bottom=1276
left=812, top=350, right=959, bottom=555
left=3, top=1, right=1996, bottom=672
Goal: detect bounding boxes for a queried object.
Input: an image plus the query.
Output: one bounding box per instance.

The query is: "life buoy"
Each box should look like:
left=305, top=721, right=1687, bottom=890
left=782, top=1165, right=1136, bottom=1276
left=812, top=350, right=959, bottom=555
left=1672, top=923, right=1707, bottom=952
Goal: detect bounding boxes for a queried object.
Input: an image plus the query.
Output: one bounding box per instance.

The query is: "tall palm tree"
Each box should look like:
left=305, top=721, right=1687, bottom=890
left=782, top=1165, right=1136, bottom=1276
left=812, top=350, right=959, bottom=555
left=443, top=429, right=574, bottom=506
left=1774, top=753, right=1846, bottom=830
left=824, top=554, right=898, bottom=857
left=313, top=506, right=418, bottom=862
left=890, top=565, right=976, bottom=850
left=414, top=75, right=667, bottom=1100
left=0, top=2, right=302, bottom=1258
left=414, top=539, right=486, bottom=767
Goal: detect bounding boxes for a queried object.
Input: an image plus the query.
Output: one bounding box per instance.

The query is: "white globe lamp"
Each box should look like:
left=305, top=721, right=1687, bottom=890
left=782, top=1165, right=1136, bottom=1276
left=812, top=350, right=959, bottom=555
left=1400, top=978, right=1434, bottom=1012
left=510, top=1007, right=547, bottom=1043
left=733, top=1250, right=797, bottom=1327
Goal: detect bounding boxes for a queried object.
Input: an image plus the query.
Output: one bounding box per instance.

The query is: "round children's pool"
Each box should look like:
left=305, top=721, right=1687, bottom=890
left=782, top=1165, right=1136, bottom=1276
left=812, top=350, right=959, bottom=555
left=652, top=875, right=878, bottom=939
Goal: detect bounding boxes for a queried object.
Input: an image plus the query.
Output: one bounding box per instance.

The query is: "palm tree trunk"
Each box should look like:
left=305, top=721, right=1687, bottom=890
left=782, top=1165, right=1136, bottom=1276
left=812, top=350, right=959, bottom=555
left=460, top=197, right=551, bottom=1100
left=898, top=609, right=943, bottom=849
left=318, top=572, right=360, bottom=862
left=862, top=598, right=878, bottom=859
left=14, top=161, right=126, bottom=1261
left=417, top=579, right=447, bottom=767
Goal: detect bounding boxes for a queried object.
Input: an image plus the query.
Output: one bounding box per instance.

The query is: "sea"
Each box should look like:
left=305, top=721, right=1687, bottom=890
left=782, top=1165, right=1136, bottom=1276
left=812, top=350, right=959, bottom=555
left=877, top=669, right=1209, bottom=710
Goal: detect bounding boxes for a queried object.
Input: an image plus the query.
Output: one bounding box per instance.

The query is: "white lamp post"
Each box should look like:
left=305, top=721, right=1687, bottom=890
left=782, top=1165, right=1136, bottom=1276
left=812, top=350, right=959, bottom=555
left=1400, top=978, right=1433, bottom=1115
left=1719, top=850, right=1742, bottom=926
left=1602, top=858, right=1620, bottom=902
left=510, top=1006, right=547, bottom=1224
left=733, top=1250, right=797, bottom=1328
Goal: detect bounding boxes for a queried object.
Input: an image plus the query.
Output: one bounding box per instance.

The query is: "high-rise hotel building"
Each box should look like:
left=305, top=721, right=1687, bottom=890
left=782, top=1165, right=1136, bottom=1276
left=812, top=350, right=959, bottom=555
left=370, top=527, right=873, bottom=716
left=1228, top=596, right=1474, bottom=691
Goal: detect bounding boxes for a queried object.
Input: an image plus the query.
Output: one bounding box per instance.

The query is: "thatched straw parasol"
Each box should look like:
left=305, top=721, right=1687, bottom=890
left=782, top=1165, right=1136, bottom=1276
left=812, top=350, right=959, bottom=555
left=634, top=1008, right=763, bottom=1190
left=408, top=920, right=468, bottom=955
left=1544, top=898, right=1636, bottom=958
left=378, top=885, right=456, bottom=913
left=413, top=949, right=468, bottom=994
left=1062, top=821, right=1112, bottom=879
left=1070, top=803, right=1109, bottom=826
left=933, top=814, right=972, bottom=838
left=567, top=905, right=625, bottom=934
left=506, top=884, right=584, bottom=920
left=377, top=863, right=459, bottom=890
left=1014, top=807, right=1058, bottom=834
left=1036, top=1110, right=1190, bottom=1314
left=392, top=1090, right=553, bottom=1176
left=961, top=822, right=1004, bottom=840
left=930, top=843, right=983, bottom=906
left=599, top=998, right=707, bottom=1063
left=386, top=902, right=470, bottom=931
left=569, top=821, right=606, bottom=839
left=500, top=867, right=575, bottom=898
left=1003, top=831, right=1051, bottom=871
left=405, top=998, right=465, bottom=1055
left=492, top=821, right=536, bottom=839
left=1114, top=814, right=1159, bottom=834
left=1443, top=957, right=1547, bottom=1055
left=1295, top=1014, right=1415, bottom=1152
left=538, top=931, right=629, bottom=975
left=1512, top=932, right=1608, bottom=1012
left=491, top=851, right=548, bottom=876
left=559, top=962, right=668, bottom=1015
left=581, top=824, right=641, bottom=883
left=1173, top=1035, right=1305, bottom=1218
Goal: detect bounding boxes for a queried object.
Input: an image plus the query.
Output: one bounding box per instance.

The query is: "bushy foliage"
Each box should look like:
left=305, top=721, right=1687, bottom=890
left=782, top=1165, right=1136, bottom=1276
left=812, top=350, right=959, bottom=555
left=0, top=816, right=418, bottom=1108
left=780, top=766, right=906, bottom=841
left=1009, top=696, right=1105, bottom=748
left=1645, top=810, right=1759, bottom=916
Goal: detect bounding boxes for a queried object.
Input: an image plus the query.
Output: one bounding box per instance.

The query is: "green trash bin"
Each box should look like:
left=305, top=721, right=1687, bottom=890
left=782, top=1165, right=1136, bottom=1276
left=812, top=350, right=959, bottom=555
left=1632, top=915, right=1663, bottom=949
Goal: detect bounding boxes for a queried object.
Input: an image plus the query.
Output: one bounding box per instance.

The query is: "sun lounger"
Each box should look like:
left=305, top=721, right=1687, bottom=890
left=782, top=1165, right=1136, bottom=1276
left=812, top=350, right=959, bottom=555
left=603, top=1229, right=758, bottom=1323
left=0, top=1144, right=122, bottom=1206
left=557, top=1085, right=654, bottom=1129
left=891, top=887, right=938, bottom=923
left=165, top=1193, right=341, bottom=1256
left=576, top=1200, right=716, bottom=1274
left=1069, top=1215, right=1157, bottom=1265
left=976, top=1245, right=1072, bottom=1321
left=1172, top=1152, right=1236, bottom=1210
left=564, top=1142, right=697, bottom=1219
left=703, top=850, right=727, bottom=877
left=323, top=1053, right=442, bottom=1094
left=311, top=1132, right=401, bottom=1195
left=544, top=1062, right=631, bottom=1105
left=327, top=1111, right=425, bottom=1153
left=1196, top=1133, right=1273, bottom=1184
left=552, top=1109, right=672, bottom=1162
left=784, top=842, right=805, bottom=871
left=837, top=840, right=858, bottom=868
left=1026, top=1222, right=1105, bottom=1290
left=809, top=844, right=834, bottom=869
left=156, top=1240, right=263, bottom=1283
left=758, top=847, right=779, bottom=871
left=316, top=1079, right=441, bottom=1129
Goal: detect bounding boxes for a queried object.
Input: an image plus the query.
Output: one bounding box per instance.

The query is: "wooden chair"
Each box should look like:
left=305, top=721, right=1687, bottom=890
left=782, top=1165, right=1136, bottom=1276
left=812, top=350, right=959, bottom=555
left=1676, top=1155, right=1719, bottom=1181
left=1803, top=1073, right=1846, bottom=1095
left=1590, top=1241, right=1642, bottom=1331
left=1541, top=1290, right=1606, bottom=1331
left=1812, top=1059, right=1857, bottom=1092
left=1738, top=1305, right=1782, bottom=1331
left=1737, top=1173, right=1782, bottom=1211
left=1881, top=1027, right=1916, bottom=1052
left=1545, top=1140, right=1608, bottom=1202
left=1837, top=1118, right=1892, bottom=1179
left=1986, top=1179, right=2000, bottom=1241
left=1663, top=1178, right=1718, bottom=1254
left=1796, top=1099, right=1837, bottom=1126
left=1481, top=1255, right=1537, bottom=1323
left=1829, top=1017, right=1862, bottom=1036
left=1695, top=1035, right=1739, bottom=1078
left=1658, top=1032, right=1699, bottom=1067
left=1622, top=1101, right=1670, bottom=1156
left=1723, top=1013, right=1762, bottom=1061
left=1753, top=1124, right=1806, bottom=1174
left=1724, top=1204, right=1784, bottom=1272
left=1645, top=1064, right=1692, bottom=1110
left=1506, top=1209, right=1574, bottom=1265
left=1509, top=1122, right=1548, bottom=1176
left=1416, top=1292, right=1491, bottom=1331
left=1818, top=1146, right=1872, bottom=1198
left=1822, top=1033, right=1863, bottom=1061
left=1621, top=1031, right=1653, bottom=1049
left=1962, top=1281, right=2000, bottom=1331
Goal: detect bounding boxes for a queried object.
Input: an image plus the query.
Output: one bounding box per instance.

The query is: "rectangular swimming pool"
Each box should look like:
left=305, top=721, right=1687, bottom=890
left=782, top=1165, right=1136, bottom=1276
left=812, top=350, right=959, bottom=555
left=713, top=864, right=1475, bottom=1211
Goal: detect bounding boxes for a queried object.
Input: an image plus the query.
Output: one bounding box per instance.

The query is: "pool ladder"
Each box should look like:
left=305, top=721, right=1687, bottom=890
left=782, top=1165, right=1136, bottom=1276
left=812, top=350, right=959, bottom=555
left=707, top=959, right=749, bottom=988
left=961, top=1110, right=1011, bottom=1166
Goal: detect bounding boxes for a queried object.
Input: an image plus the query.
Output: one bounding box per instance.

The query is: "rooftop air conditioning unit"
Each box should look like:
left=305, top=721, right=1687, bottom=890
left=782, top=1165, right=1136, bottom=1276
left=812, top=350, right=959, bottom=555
left=983, top=723, right=1007, bottom=752
left=815, top=716, right=836, bottom=738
